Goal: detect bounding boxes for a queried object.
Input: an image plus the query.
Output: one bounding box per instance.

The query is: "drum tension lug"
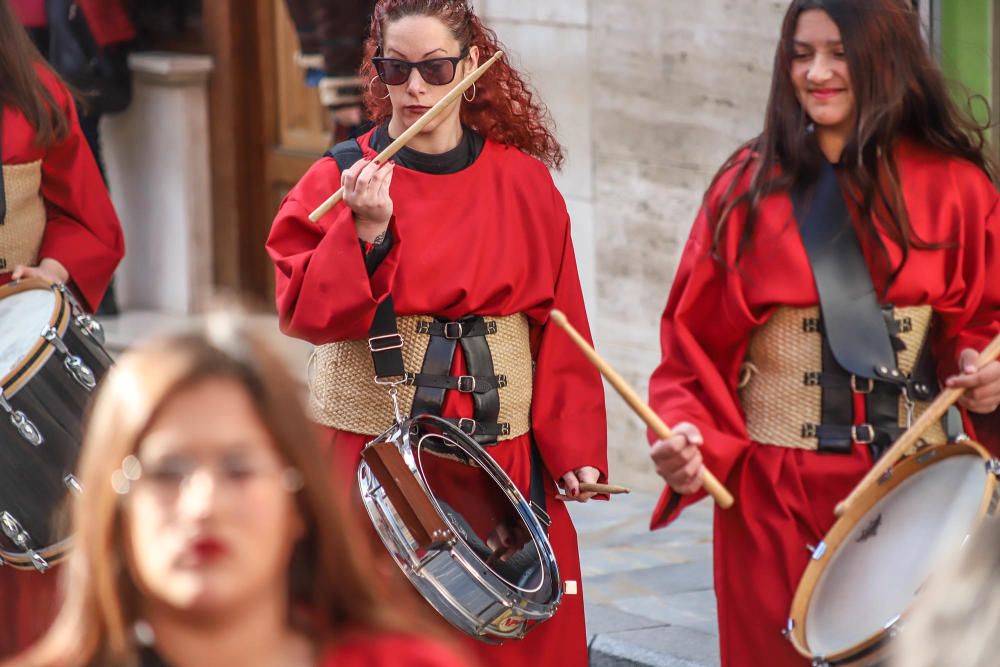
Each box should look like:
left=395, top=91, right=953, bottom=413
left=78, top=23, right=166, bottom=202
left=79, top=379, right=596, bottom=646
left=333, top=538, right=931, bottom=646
left=782, top=618, right=794, bottom=639
left=986, top=459, right=1000, bottom=478
left=806, top=541, right=827, bottom=561
left=0, top=512, right=49, bottom=572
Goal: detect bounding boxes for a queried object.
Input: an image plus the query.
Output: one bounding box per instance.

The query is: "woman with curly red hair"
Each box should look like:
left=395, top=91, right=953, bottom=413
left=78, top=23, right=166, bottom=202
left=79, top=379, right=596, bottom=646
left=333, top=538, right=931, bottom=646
left=267, top=1, right=607, bottom=665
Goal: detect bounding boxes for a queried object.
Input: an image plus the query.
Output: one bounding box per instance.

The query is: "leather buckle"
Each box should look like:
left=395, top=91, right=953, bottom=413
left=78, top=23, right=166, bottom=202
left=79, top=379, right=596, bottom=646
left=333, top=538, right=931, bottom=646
left=444, top=322, right=464, bottom=339
left=485, top=321, right=498, bottom=334
left=368, top=333, right=403, bottom=352
left=852, top=424, right=875, bottom=444
left=458, top=418, right=477, bottom=434
left=850, top=375, right=874, bottom=394
left=499, top=423, right=511, bottom=436
left=801, top=423, right=818, bottom=438
left=803, top=372, right=821, bottom=387
left=457, top=375, right=477, bottom=393
left=415, top=321, right=431, bottom=334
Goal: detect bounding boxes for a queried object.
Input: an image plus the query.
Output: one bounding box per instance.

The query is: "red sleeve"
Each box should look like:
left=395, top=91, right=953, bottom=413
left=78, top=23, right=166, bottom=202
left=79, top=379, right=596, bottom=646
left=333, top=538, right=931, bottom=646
left=266, top=158, right=400, bottom=344
left=933, top=192, right=1000, bottom=375
left=647, top=189, right=756, bottom=530
left=530, top=192, right=608, bottom=485
left=35, top=71, right=124, bottom=312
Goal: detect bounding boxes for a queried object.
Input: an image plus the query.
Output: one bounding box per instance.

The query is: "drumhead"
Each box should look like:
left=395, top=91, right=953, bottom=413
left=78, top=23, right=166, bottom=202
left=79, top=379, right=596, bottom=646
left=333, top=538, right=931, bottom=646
left=805, top=449, right=989, bottom=656
left=416, top=429, right=549, bottom=596
left=0, top=286, right=57, bottom=381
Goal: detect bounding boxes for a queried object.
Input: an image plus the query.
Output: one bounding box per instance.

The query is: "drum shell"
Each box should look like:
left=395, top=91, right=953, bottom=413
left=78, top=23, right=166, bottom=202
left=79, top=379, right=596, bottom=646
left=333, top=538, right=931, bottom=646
left=358, top=415, right=561, bottom=642
left=787, top=440, right=998, bottom=665
left=0, top=282, right=113, bottom=568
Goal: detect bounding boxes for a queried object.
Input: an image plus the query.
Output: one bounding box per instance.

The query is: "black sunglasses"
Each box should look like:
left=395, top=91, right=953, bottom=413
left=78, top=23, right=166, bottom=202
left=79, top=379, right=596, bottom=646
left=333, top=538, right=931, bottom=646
left=372, top=47, right=470, bottom=86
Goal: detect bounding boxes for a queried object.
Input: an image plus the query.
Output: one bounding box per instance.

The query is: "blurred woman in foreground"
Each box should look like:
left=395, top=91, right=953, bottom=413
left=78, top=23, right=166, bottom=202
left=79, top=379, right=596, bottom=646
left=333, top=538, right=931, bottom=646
left=12, top=318, right=471, bottom=667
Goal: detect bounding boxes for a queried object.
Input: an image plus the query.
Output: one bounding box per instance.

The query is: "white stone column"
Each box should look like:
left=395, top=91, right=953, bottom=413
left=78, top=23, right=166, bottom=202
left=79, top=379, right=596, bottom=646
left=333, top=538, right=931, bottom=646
left=101, top=52, right=215, bottom=315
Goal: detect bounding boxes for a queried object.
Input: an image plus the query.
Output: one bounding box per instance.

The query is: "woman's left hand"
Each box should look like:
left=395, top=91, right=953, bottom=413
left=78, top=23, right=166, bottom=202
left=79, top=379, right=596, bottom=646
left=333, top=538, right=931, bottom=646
left=556, top=466, right=601, bottom=503
left=11, top=258, right=69, bottom=285
left=946, top=348, right=1000, bottom=414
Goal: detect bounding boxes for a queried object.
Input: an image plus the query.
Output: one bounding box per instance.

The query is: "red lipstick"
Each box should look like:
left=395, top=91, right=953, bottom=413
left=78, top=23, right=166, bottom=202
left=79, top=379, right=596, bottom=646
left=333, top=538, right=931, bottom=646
left=188, top=537, right=228, bottom=562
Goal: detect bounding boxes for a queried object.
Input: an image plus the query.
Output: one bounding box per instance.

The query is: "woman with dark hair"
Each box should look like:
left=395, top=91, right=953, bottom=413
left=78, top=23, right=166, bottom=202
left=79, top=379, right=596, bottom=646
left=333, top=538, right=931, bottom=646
left=0, top=0, right=123, bottom=656
left=646, top=1, right=999, bottom=665
left=10, top=320, right=471, bottom=667
left=267, top=1, right=607, bottom=665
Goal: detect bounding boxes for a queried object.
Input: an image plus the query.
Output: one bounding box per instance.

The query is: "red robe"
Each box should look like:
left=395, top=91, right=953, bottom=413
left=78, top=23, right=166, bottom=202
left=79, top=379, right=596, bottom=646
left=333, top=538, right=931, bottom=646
left=648, top=140, right=1000, bottom=667
left=267, top=129, right=608, bottom=667
left=0, top=64, right=124, bottom=657
left=320, top=632, right=477, bottom=667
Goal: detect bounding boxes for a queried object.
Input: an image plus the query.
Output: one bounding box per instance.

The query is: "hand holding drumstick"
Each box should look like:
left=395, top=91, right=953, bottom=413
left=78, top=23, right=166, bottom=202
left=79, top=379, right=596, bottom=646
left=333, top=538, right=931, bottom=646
left=549, top=310, right=734, bottom=509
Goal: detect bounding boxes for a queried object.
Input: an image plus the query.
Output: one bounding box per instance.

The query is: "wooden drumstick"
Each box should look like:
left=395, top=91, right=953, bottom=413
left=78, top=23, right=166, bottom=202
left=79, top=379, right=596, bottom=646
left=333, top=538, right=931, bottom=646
left=579, top=483, right=630, bottom=495
left=308, top=51, right=505, bottom=222
left=549, top=310, right=735, bottom=509
left=835, top=331, right=1000, bottom=518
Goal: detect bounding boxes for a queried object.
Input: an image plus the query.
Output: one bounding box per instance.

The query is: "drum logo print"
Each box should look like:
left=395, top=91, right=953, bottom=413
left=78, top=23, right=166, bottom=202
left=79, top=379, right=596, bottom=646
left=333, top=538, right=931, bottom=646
left=855, top=513, right=882, bottom=543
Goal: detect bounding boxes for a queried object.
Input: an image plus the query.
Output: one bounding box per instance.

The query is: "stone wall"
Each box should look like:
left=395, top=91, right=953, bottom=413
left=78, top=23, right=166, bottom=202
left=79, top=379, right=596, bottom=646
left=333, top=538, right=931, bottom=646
left=478, top=1, right=788, bottom=490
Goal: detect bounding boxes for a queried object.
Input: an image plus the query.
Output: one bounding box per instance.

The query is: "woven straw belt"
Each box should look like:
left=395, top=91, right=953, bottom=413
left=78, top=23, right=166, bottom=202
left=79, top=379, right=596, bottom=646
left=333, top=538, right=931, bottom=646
left=309, top=313, right=533, bottom=439
left=738, top=305, right=945, bottom=450
left=0, top=161, right=45, bottom=273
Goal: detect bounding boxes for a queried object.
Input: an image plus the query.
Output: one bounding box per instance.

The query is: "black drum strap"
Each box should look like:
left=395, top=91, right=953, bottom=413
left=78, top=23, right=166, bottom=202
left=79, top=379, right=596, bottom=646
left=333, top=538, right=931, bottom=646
left=792, top=161, right=899, bottom=381
left=529, top=435, right=551, bottom=531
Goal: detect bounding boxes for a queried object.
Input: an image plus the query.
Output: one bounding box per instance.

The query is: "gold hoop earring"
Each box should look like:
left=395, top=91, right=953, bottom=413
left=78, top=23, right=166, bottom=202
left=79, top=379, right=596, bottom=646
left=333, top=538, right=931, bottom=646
left=370, top=76, right=391, bottom=100
left=463, top=82, right=477, bottom=102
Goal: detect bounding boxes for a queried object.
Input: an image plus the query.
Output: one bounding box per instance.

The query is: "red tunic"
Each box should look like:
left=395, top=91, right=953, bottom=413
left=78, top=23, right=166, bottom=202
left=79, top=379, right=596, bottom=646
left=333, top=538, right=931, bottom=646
left=0, top=64, right=123, bottom=658
left=320, top=632, right=477, bottom=667
left=267, top=130, right=608, bottom=667
left=0, top=64, right=125, bottom=310
left=648, top=140, right=1000, bottom=667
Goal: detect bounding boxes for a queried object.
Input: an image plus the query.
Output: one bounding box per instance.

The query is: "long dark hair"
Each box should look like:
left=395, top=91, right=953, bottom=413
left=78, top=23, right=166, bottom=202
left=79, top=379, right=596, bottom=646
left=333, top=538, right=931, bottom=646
left=709, top=0, right=997, bottom=286
left=360, top=0, right=564, bottom=169
left=0, top=0, right=70, bottom=146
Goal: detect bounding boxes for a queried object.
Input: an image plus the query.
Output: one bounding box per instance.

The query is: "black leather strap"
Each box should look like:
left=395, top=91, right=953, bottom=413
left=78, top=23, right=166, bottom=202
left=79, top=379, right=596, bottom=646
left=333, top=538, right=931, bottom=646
left=368, top=296, right=405, bottom=380
left=416, top=318, right=497, bottom=339
left=405, top=372, right=507, bottom=394
left=441, top=417, right=511, bottom=438
left=529, top=436, right=550, bottom=531
left=326, top=138, right=364, bottom=171
left=460, top=326, right=503, bottom=446
left=818, top=329, right=855, bottom=453
left=792, top=162, right=900, bottom=380
left=410, top=333, right=458, bottom=418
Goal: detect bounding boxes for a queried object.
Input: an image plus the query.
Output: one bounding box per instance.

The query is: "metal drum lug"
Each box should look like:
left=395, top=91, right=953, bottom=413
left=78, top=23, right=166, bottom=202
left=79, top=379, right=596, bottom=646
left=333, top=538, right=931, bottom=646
left=64, top=356, right=97, bottom=390
left=0, top=394, right=43, bottom=446
left=64, top=474, right=83, bottom=494
left=75, top=313, right=106, bottom=345
left=0, top=512, right=49, bottom=572
left=43, top=327, right=97, bottom=390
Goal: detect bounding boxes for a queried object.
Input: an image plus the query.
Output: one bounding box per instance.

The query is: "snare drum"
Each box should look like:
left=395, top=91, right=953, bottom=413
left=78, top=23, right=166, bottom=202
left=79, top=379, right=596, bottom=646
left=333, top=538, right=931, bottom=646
left=0, top=278, right=112, bottom=570
left=358, top=414, right=562, bottom=642
left=786, top=440, right=1000, bottom=665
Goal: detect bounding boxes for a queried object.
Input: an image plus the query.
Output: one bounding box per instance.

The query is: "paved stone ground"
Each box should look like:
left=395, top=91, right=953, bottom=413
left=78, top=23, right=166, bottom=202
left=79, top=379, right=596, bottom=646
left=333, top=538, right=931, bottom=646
left=567, top=492, right=720, bottom=666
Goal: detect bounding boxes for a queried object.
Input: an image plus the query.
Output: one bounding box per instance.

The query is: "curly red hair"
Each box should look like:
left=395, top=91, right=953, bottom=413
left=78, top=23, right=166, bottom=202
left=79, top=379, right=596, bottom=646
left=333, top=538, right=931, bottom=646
left=359, top=0, right=564, bottom=169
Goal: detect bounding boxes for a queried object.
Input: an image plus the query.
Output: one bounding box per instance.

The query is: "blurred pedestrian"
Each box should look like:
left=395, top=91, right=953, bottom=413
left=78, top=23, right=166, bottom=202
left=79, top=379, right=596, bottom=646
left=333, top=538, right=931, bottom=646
left=9, top=318, right=473, bottom=667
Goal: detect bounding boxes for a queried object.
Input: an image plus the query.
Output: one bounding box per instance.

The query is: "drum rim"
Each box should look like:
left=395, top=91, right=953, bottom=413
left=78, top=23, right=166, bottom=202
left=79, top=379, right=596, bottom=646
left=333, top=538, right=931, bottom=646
left=357, top=414, right=562, bottom=638
left=0, top=536, right=72, bottom=569
left=787, top=440, right=997, bottom=662
left=0, top=278, right=68, bottom=397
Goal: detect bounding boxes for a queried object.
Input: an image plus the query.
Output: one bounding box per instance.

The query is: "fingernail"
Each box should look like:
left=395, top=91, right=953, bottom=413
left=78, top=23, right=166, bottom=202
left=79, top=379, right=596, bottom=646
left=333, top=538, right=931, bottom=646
left=966, top=364, right=977, bottom=373
left=571, top=489, right=578, bottom=497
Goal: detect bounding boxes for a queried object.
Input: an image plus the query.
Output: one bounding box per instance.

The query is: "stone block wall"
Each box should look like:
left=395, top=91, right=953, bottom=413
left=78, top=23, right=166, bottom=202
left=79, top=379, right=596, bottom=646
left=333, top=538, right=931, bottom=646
left=478, top=0, right=789, bottom=490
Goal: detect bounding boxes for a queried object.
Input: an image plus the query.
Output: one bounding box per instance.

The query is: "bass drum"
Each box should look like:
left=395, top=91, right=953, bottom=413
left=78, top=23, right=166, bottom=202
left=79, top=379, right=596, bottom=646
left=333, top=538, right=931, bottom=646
left=0, top=278, right=112, bottom=570
left=786, top=440, right=1000, bottom=665
left=358, top=414, right=561, bottom=642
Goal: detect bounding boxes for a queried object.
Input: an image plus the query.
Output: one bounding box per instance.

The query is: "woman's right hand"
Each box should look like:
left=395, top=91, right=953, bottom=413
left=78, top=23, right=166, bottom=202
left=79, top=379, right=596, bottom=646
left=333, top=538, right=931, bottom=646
left=341, top=158, right=395, bottom=242
left=649, top=422, right=705, bottom=495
